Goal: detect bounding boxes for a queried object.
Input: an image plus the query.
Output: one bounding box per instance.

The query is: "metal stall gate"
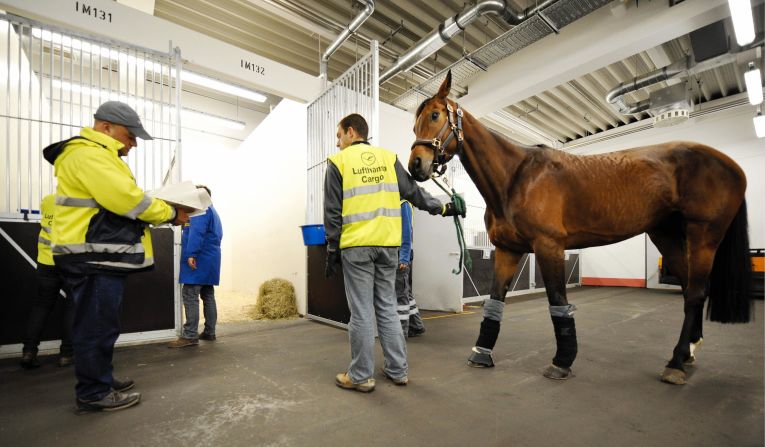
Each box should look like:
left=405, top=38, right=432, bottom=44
left=0, top=13, right=183, bottom=356
left=305, top=41, right=379, bottom=328
left=450, top=158, right=581, bottom=303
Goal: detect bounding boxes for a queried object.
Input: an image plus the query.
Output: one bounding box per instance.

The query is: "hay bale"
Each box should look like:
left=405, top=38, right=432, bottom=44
left=250, top=278, right=298, bottom=320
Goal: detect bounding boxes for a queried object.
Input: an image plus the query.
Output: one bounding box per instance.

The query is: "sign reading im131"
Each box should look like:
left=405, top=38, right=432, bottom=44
left=75, top=1, right=113, bottom=23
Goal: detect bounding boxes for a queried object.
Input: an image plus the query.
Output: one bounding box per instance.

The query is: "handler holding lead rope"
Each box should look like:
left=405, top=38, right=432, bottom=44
left=324, top=113, right=462, bottom=393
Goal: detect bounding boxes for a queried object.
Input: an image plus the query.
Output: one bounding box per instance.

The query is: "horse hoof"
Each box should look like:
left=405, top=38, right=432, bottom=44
left=543, top=364, right=573, bottom=380
left=467, top=349, right=494, bottom=368
left=660, top=367, right=686, bottom=385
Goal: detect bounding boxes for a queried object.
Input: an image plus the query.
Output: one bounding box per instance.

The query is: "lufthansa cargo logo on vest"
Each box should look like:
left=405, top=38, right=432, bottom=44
left=352, top=165, right=387, bottom=184
left=361, top=152, right=376, bottom=166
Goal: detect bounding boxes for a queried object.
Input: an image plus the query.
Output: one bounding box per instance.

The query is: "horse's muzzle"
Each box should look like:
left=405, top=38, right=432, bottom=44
left=408, top=156, right=431, bottom=182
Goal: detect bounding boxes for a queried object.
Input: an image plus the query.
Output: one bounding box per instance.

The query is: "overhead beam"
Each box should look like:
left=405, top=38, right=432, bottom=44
left=461, top=0, right=730, bottom=118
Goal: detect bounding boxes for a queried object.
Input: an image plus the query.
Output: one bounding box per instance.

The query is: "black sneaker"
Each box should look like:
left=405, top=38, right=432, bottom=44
left=408, top=328, right=426, bottom=338
left=112, top=378, right=135, bottom=392
left=199, top=333, right=216, bottom=341
left=76, top=391, right=141, bottom=414
left=20, top=352, right=41, bottom=369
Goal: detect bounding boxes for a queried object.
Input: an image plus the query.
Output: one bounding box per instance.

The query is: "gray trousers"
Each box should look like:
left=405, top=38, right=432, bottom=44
left=341, top=246, right=407, bottom=383
left=181, top=284, right=217, bottom=339
left=395, top=265, right=424, bottom=336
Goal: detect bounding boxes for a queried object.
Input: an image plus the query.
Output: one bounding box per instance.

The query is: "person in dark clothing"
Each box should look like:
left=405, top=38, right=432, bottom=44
left=20, top=194, right=75, bottom=369
left=395, top=200, right=425, bottom=338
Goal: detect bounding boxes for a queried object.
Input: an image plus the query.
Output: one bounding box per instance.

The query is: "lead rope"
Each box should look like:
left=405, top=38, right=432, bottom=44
left=431, top=177, right=472, bottom=275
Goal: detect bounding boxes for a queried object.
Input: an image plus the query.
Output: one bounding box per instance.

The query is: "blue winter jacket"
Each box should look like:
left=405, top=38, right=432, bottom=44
left=179, top=205, right=223, bottom=285
left=399, top=200, right=413, bottom=264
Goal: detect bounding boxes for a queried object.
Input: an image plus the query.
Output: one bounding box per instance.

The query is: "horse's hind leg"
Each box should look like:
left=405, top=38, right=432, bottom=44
left=648, top=226, right=704, bottom=365
left=534, top=238, right=576, bottom=380
left=467, top=249, right=522, bottom=368
left=661, top=222, right=720, bottom=385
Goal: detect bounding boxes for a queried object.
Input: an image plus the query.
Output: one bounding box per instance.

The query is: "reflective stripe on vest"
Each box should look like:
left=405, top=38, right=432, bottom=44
left=328, top=144, right=402, bottom=248
left=52, top=242, right=145, bottom=255
left=342, top=206, right=401, bottom=225
left=56, top=196, right=99, bottom=208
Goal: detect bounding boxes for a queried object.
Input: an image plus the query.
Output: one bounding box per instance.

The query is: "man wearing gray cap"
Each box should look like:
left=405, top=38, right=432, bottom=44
left=43, top=100, right=189, bottom=413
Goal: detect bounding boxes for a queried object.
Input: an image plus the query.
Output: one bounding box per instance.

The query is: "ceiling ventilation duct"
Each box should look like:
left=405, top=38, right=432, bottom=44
left=379, top=0, right=559, bottom=85
left=390, top=0, right=613, bottom=110
left=606, top=15, right=764, bottom=128
left=650, top=83, right=691, bottom=127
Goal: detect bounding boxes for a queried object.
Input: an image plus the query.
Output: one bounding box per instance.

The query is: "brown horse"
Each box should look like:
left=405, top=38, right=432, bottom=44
left=409, top=71, right=752, bottom=385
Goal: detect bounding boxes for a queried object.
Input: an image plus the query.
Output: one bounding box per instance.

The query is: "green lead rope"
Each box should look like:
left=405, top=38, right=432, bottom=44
left=431, top=178, right=472, bottom=275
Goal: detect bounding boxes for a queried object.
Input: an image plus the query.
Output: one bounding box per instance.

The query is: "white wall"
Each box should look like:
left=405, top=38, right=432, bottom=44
left=216, top=99, right=307, bottom=314
left=571, top=104, right=764, bottom=288
left=580, top=235, right=646, bottom=287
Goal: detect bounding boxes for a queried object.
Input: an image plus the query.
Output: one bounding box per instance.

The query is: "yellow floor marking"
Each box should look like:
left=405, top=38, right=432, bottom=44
left=422, top=311, right=475, bottom=320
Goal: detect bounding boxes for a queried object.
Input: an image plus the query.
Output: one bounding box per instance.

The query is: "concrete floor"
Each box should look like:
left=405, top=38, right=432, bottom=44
left=0, top=286, right=762, bottom=447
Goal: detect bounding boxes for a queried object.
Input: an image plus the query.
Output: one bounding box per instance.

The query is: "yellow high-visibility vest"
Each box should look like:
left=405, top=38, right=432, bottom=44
left=37, top=194, right=55, bottom=266
left=45, top=127, right=175, bottom=274
left=328, top=143, right=401, bottom=248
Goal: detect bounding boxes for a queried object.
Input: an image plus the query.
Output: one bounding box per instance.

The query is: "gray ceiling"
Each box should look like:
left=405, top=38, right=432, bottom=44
left=153, top=0, right=763, bottom=146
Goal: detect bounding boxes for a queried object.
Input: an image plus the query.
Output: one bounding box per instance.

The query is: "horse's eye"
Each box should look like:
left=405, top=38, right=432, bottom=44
left=431, top=111, right=439, bottom=121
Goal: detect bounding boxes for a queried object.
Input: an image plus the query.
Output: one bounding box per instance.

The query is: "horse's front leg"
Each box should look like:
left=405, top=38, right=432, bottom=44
left=534, top=238, right=577, bottom=380
left=467, top=248, right=522, bottom=368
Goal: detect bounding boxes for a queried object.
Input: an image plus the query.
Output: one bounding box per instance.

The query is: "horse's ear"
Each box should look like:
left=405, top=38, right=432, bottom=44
left=437, top=70, right=452, bottom=99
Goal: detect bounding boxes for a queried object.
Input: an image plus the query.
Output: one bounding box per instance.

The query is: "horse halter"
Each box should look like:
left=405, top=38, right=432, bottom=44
left=411, top=99, right=464, bottom=177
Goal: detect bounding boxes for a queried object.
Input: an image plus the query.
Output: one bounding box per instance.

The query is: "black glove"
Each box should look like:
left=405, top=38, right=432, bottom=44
left=325, top=248, right=341, bottom=278
left=442, top=194, right=467, bottom=218
left=442, top=202, right=458, bottom=217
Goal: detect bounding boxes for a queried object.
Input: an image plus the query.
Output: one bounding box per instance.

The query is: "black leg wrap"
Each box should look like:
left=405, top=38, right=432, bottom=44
left=551, top=316, right=577, bottom=368
left=475, top=318, right=501, bottom=350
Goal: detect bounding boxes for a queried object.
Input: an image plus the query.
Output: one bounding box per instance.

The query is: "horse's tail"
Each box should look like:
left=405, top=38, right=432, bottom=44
left=707, top=200, right=752, bottom=323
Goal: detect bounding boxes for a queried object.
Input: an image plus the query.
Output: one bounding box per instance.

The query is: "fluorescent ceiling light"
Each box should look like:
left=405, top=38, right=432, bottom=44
left=31, top=28, right=266, bottom=103
left=728, top=0, right=755, bottom=45
left=181, top=71, right=266, bottom=103
left=744, top=63, right=763, bottom=105
left=755, top=113, right=765, bottom=138
left=52, top=79, right=245, bottom=131
left=183, top=108, right=246, bottom=130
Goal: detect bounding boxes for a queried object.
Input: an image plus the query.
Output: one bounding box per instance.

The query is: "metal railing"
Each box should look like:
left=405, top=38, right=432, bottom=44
left=0, top=13, right=181, bottom=218
left=306, top=41, right=379, bottom=225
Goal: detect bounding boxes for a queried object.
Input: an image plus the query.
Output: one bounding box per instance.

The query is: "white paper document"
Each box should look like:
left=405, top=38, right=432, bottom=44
left=147, top=181, right=212, bottom=217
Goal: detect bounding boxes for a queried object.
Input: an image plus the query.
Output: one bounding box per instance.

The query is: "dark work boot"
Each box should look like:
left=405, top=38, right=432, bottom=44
left=112, top=378, right=135, bottom=392
left=20, top=352, right=41, bottom=369
left=76, top=391, right=141, bottom=414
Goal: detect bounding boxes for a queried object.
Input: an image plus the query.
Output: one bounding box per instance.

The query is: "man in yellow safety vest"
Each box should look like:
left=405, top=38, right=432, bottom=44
left=324, top=113, right=463, bottom=393
left=43, top=101, right=189, bottom=413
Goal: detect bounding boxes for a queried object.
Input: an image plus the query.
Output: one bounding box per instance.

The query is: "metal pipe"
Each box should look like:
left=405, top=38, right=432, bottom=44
left=605, top=56, right=690, bottom=115
left=379, top=0, right=558, bottom=85
left=605, top=52, right=740, bottom=115
left=320, top=0, right=374, bottom=81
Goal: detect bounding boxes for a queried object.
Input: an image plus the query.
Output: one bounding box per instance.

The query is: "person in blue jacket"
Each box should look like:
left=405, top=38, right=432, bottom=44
left=396, top=200, right=425, bottom=338
left=168, top=185, right=223, bottom=348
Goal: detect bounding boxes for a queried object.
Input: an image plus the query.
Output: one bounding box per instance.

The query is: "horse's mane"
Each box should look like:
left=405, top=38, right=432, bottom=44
left=485, top=126, right=548, bottom=152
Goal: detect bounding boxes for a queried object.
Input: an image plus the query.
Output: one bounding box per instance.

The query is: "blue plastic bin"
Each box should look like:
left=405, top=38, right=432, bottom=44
left=300, top=224, right=327, bottom=246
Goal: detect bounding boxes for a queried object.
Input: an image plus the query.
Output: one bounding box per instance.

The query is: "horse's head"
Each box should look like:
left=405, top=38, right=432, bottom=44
left=409, top=70, right=463, bottom=181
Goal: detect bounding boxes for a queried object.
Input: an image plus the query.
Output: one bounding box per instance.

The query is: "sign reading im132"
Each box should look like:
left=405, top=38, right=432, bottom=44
left=241, top=59, right=265, bottom=76
left=75, top=1, right=113, bottom=23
